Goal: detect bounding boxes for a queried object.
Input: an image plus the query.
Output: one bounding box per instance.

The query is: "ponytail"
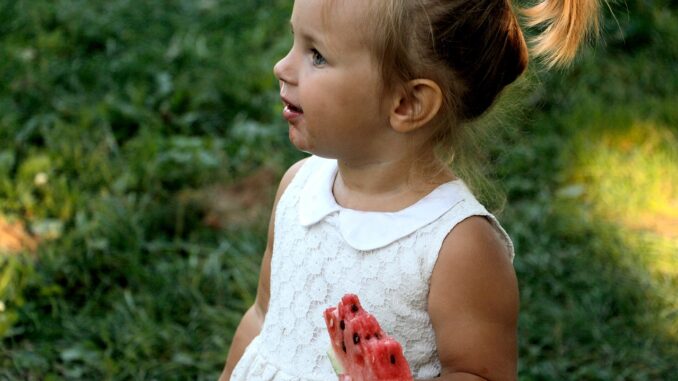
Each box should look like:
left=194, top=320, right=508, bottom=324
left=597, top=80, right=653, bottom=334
left=522, top=0, right=600, bottom=67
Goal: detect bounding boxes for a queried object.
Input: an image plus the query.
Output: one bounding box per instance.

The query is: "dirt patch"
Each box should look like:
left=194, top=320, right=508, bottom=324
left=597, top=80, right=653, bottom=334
left=181, top=166, right=280, bottom=229
left=0, top=216, right=38, bottom=254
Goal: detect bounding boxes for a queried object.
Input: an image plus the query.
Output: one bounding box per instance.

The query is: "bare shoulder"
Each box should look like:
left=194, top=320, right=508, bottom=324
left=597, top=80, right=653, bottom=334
left=428, top=216, right=519, bottom=380
left=434, top=215, right=514, bottom=284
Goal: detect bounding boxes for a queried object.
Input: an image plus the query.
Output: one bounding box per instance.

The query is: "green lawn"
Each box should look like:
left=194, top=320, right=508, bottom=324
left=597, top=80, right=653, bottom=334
left=1, top=1, right=677, bottom=380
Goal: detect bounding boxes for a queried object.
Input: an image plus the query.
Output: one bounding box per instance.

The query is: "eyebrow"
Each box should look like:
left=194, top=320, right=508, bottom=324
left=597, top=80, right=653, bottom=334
left=289, top=20, right=322, bottom=47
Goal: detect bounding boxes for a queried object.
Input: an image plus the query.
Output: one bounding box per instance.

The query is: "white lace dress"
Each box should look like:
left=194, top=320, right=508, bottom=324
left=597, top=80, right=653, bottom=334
left=230, top=156, right=514, bottom=380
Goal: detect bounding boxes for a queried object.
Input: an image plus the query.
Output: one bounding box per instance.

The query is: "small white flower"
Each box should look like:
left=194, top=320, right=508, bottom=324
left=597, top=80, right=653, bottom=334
left=19, top=48, right=36, bottom=62
left=34, top=172, right=48, bottom=186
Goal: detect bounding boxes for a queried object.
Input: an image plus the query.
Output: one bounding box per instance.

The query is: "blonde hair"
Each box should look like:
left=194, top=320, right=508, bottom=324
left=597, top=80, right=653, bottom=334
left=524, top=0, right=601, bottom=68
left=367, top=0, right=599, bottom=121
left=362, top=0, right=600, bottom=208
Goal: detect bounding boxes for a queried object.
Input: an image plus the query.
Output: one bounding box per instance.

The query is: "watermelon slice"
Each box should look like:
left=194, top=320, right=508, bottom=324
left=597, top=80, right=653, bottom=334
left=323, top=294, right=413, bottom=381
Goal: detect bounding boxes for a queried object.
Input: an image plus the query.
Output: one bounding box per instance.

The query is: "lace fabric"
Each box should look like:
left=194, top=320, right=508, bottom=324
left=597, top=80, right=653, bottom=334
left=230, top=156, right=514, bottom=380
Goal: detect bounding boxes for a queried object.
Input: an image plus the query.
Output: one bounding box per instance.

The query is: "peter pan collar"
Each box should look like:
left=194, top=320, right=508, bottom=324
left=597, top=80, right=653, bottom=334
left=298, top=157, right=468, bottom=251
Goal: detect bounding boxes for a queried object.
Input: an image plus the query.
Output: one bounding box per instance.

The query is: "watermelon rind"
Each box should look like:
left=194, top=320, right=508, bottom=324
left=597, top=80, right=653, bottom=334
left=327, top=348, right=345, bottom=375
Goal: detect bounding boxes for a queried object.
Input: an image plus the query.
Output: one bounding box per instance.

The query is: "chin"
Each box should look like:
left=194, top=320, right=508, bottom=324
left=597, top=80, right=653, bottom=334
left=289, top=133, right=312, bottom=154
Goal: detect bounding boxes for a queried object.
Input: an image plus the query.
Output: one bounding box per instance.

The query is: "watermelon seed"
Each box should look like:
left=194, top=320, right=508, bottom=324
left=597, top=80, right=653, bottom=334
left=353, top=333, right=360, bottom=344
left=340, top=320, right=345, bottom=330
left=342, top=341, right=347, bottom=353
left=351, top=304, right=359, bottom=313
left=390, top=354, right=396, bottom=364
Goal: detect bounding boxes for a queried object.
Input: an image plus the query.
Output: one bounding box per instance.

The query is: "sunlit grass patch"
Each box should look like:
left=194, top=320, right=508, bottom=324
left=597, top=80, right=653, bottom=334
left=555, top=108, right=678, bottom=343
left=559, top=109, right=678, bottom=272
left=561, top=114, right=678, bottom=240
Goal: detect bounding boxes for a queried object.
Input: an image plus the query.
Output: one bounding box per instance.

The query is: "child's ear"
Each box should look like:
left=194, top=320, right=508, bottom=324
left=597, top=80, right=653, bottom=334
left=389, top=79, right=443, bottom=133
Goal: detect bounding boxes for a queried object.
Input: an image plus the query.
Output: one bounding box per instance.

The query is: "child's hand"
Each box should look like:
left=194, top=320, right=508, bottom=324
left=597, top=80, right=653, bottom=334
left=338, top=375, right=351, bottom=381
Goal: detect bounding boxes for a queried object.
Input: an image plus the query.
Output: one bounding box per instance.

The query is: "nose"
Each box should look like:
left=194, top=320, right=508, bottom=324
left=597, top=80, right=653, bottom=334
left=273, top=49, right=296, bottom=86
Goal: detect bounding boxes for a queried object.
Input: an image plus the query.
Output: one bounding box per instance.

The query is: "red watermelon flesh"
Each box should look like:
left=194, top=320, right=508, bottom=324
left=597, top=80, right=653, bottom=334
left=323, top=294, right=413, bottom=381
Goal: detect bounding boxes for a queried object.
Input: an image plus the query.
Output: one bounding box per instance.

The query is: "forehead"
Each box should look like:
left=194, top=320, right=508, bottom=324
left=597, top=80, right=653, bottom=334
left=291, top=0, right=374, bottom=51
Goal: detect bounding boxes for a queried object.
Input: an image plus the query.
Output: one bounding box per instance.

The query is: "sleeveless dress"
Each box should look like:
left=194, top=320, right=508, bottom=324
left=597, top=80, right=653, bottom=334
left=230, top=155, right=514, bottom=380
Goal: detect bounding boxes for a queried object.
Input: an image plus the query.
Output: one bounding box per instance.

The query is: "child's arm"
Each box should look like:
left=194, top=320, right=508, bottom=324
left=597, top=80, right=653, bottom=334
left=425, top=216, right=519, bottom=381
left=218, top=158, right=308, bottom=381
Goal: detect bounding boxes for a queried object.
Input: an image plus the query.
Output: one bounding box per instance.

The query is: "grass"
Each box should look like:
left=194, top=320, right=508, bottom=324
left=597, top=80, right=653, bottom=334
left=1, top=0, right=677, bottom=380
left=501, top=2, right=678, bottom=377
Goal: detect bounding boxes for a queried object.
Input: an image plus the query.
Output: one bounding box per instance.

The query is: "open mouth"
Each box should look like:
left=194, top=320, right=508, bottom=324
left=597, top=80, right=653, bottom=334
left=281, top=97, right=304, bottom=121
left=281, top=96, right=303, bottom=114
left=282, top=98, right=304, bottom=114
left=286, top=103, right=303, bottom=113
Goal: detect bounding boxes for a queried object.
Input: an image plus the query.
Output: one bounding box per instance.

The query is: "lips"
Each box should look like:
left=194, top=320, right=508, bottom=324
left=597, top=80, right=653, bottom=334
left=281, top=96, right=303, bottom=121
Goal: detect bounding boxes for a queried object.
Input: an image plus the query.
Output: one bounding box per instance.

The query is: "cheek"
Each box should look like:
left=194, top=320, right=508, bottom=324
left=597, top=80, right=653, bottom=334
left=299, top=84, right=341, bottom=120
left=299, top=70, right=382, bottom=121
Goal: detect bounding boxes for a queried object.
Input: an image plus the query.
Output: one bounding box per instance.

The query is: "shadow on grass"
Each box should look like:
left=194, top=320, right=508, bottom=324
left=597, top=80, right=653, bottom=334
left=513, top=205, right=677, bottom=380
left=507, top=108, right=678, bottom=380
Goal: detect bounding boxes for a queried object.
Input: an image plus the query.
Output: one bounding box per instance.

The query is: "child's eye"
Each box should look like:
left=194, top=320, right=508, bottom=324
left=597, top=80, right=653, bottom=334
left=311, top=49, right=326, bottom=66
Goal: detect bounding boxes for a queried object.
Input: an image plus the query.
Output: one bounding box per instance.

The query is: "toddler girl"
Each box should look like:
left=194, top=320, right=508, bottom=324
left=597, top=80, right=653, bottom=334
left=220, top=0, right=599, bottom=380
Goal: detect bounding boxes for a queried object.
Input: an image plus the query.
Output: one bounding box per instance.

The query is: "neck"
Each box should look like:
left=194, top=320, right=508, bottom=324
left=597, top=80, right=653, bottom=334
left=333, top=150, right=454, bottom=212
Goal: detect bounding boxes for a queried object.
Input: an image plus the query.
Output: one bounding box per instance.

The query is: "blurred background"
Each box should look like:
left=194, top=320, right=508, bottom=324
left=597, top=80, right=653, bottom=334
left=0, top=0, right=676, bottom=379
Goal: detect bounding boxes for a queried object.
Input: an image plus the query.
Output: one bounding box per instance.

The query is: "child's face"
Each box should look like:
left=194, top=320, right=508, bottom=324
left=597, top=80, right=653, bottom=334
left=274, top=0, right=392, bottom=161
